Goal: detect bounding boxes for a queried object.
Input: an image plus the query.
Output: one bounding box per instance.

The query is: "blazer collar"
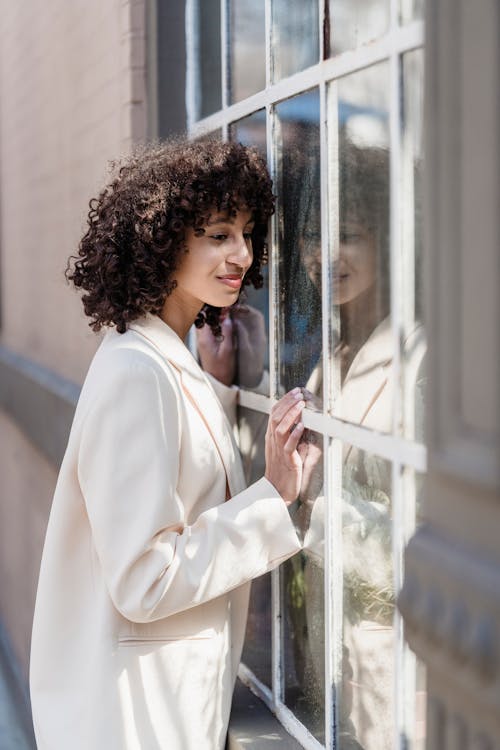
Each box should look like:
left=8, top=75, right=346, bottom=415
left=128, top=313, right=246, bottom=497
left=129, top=313, right=202, bottom=377
left=343, top=316, right=393, bottom=387
left=339, top=316, right=393, bottom=426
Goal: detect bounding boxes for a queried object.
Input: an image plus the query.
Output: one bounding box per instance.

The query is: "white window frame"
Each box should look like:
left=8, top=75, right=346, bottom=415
left=185, top=2, right=425, bottom=747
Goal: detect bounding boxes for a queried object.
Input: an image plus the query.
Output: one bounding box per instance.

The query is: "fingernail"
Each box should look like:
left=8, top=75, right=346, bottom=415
left=291, top=387, right=301, bottom=394
left=295, top=422, right=304, bottom=431
left=294, top=391, right=304, bottom=399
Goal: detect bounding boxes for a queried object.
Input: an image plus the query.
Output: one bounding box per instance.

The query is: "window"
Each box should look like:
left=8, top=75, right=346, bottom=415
left=186, top=2, right=425, bottom=747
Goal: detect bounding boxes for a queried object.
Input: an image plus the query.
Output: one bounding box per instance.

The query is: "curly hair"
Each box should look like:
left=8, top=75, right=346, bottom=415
left=66, top=136, right=275, bottom=336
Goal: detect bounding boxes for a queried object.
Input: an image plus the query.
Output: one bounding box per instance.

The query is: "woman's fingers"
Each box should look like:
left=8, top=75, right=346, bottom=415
left=270, top=388, right=303, bottom=426
left=273, top=398, right=305, bottom=443
left=283, top=421, right=304, bottom=456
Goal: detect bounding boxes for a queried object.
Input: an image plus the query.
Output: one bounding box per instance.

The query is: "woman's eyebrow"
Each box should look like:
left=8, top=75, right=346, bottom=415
left=206, top=215, right=255, bottom=226
left=206, top=215, right=233, bottom=225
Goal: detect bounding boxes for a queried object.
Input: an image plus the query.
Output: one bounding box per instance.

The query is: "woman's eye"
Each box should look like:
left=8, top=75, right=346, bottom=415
left=211, top=234, right=228, bottom=241
left=340, top=232, right=362, bottom=244
left=243, top=233, right=253, bottom=240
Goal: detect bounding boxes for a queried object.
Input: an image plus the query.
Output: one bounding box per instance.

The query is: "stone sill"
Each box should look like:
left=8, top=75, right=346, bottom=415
left=228, top=679, right=303, bottom=749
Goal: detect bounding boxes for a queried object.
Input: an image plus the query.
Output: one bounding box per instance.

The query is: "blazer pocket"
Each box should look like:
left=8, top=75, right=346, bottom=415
left=117, top=632, right=216, bottom=647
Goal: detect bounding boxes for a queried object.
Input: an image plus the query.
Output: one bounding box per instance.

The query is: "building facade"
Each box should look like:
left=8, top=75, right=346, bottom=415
left=0, top=1, right=498, bottom=749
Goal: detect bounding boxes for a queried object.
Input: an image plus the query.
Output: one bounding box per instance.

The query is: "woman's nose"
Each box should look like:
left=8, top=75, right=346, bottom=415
left=228, top=234, right=252, bottom=268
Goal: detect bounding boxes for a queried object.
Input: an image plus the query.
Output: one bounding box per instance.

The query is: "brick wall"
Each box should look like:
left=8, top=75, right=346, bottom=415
left=0, top=0, right=147, bottom=676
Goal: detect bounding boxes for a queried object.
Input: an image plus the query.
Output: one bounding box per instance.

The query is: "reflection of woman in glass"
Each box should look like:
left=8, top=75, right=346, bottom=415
left=300, top=140, right=425, bottom=750
left=30, top=138, right=308, bottom=750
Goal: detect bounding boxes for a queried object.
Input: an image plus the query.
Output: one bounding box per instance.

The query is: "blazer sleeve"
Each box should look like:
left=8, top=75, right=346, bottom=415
left=78, top=359, right=302, bottom=623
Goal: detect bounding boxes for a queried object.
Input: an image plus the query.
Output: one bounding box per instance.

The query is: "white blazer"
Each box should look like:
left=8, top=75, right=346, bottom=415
left=30, top=313, right=302, bottom=750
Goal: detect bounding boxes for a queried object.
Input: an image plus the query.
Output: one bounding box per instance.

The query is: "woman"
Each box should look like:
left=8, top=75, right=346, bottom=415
left=200, top=141, right=425, bottom=748
left=29, top=138, right=307, bottom=750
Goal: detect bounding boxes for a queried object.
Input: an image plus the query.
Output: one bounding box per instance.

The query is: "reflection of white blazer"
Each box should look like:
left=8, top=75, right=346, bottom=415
left=304, top=315, right=426, bottom=563
left=30, top=313, right=301, bottom=750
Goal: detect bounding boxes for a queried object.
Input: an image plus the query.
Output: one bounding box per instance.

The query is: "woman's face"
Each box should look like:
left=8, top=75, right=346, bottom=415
left=333, top=220, right=378, bottom=304
left=300, top=219, right=378, bottom=305
left=173, top=207, right=255, bottom=310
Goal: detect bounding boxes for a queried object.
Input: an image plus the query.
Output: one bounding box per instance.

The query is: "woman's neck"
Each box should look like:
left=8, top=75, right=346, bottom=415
left=159, top=293, right=202, bottom=341
left=337, top=284, right=389, bottom=382
left=340, top=283, right=388, bottom=348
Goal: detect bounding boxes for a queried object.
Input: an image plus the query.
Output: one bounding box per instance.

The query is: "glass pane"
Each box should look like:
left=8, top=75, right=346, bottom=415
left=275, top=89, right=322, bottom=403
left=402, top=50, right=426, bottom=441
left=229, top=110, right=267, bottom=154
left=283, top=429, right=325, bottom=742
left=400, top=0, right=424, bottom=24
left=197, top=0, right=222, bottom=119
left=342, top=446, right=394, bottom=749
left=239, top=405, right=272, bottom=685
left=331, top=64, right=392, bottom=432
left=329, top=0, right=390, bottom=56
left=229, top=112, right=270, bottom=393
left=229, top=0, right=266, bottom=102
left=271, top=0, right=319, bottom=82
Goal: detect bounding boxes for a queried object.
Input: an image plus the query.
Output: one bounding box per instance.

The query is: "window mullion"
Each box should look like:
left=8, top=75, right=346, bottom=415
left=220, top=0, right=229, bottom=140
left=185, top=0, right=199, bottom=131
left=265, top=0, right=271, bottom=89
left=392, top=460, right=406, bottom=747
left=221, top=0, right=229, bottom=109
left=390, top=0, right=405, bottom=741
left=267, top=94, right=283, bottom=706
left=320, top=73, right=334, bottom=749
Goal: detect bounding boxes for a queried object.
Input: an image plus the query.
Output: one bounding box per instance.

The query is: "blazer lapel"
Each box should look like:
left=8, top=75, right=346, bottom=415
left=340, top=316, right=393, bottom=427
left=128, top=314, right=246, bottom=497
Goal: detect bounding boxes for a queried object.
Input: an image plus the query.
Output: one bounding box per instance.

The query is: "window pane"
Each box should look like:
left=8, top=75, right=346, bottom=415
left=196, top=0, right=222, bottom=119
left=238, top=405, right=272, bottom=686
left=328, top=0, right=389, bottom=56
left=343, top=447, right=394, bottom=749
left=229, top=0, right=266, bottom=103
left=275, top=90, right=322, bottom=402
left=330, top=65, right=392, bottom=432
left=283, top=429, right=325, bottom=742
left=271, top=0, right=319, bottom=82
left=402, top=50, right=426, bottom=441
left=229, top=112, right=270, bottom=393
left=400, top=0, right=424, bottom=24
left=229, top=109, right=267, bottom=154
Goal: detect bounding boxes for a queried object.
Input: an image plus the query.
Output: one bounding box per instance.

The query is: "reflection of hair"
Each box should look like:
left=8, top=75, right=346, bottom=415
left=66, top=137, right=275, bottom=336
left=340, top=139, right=390, bottom=263
left=278, top=121, right=322, bottom=386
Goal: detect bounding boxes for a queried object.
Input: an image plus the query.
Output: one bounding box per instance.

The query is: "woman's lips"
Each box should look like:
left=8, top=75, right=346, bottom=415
left=217, top=275, right=243, bottom=289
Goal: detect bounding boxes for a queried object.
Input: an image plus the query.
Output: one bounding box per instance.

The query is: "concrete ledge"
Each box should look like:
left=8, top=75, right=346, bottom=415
left=0, top=344, right=80, bottom=468
left=0, top=622, right=36, bottom=750
left=228, top=679, right=302, bottom=749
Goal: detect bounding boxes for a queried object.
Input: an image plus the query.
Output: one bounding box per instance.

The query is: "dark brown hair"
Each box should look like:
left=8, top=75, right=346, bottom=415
left=66, top=137, right=275, bottom=336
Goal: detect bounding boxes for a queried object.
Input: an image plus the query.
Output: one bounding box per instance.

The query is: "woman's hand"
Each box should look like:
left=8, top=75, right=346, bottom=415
left=265, top=389, right=306, bottom=505
left=196, top=304, right=267, bottom=389
left=232, top=305, right=266, bottom=388
left=196, top=312, right=236, bottom=386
